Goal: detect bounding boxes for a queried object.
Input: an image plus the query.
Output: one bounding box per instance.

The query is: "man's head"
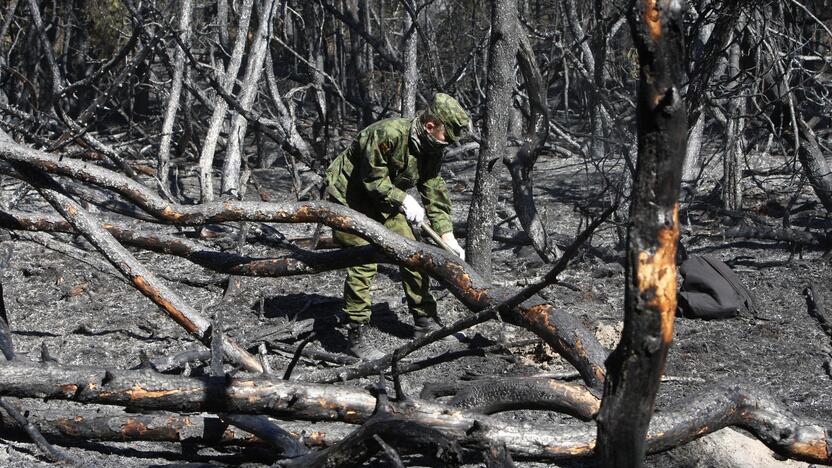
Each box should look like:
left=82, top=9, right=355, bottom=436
left=421, top=93, right=470, bottom=144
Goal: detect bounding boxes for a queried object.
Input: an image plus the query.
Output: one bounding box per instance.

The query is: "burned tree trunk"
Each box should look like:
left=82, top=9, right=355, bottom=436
left=157, top=0, right=193, bottom=191
left=502, top=28, right=555, bottom=263
left=199, top=0, right=255, bottom=202
left=596, top=1, right=687, bottom=466
left=401, top=0, right=419, bottom=118
left=721, top=18, right=748, bottom=213
left=466, top=0, right=517, bottom=281
left=221, top=0, right=278, bottom=198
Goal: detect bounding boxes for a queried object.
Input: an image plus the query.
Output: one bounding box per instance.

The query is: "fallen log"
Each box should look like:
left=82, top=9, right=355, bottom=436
left=724, top=226, right=830, bottom=248
left=427, top=377, right=600, bottom=421
left=0, top=140, right=607, bottom=388
left=0, top=407, right=347, bottom=448
left=0, top=209, right=388, bottom=277
left=0, top=361, right=828, bottom=463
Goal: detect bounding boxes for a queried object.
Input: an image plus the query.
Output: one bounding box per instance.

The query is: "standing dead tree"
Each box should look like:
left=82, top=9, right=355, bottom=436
left=466, top=0, right=518, bottom=281
left=596, top=0, right=687, bottom=466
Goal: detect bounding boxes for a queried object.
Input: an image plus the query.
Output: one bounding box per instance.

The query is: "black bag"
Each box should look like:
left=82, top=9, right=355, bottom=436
left=678, top=255, right=756, bottom=320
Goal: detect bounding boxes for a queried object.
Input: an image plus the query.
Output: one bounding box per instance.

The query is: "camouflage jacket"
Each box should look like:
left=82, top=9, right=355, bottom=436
left=325, top=117, right=453, bottom=235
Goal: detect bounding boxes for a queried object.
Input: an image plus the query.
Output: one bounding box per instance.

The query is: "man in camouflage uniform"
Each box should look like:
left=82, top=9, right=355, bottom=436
left=325, top=93, right=470, bottom=360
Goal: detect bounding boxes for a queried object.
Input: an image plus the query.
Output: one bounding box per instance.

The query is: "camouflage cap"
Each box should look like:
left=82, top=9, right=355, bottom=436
left=426, top=93, right=470, bottom=143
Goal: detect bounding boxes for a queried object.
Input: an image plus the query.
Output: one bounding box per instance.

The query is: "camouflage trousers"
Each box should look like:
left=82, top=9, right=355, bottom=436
left=333, top=211, right=436, bottom=324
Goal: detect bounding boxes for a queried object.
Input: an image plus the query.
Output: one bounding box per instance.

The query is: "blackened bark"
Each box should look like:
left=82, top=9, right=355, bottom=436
left=596, top=1, right=688, bottom=466
left=794, top=118, right=832, bottom=214
left=504, top=28, right=553, bottom=263
left=466, top=0, right=517, bottom=281
left=0, top=246, right=13, bottom=361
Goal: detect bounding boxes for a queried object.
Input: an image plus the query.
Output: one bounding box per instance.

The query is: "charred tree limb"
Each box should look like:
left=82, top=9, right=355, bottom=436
left=0, top=362, right=827, bottom=463
left=303, top=207, right=613, bottom=386
left=596, top=1, right=688, bottom=466
left=0, top=399, right=78, bottom=464
left=0, top=209, right=389, bottom=276
left=0, top=245, right=14, bottom=361
left=793, top=118, right=832, bottom=215
left=280, top=415, right=462, bottom=468
left=723, top=226, right=831, bottom=248
left=503, top=26, right=554, bottom=263
left=448, top=377, right=599, bottom=420
left=8, top=165, right=263, bottom=374
left=0, top=140, right=606, bottom=388
left=0, top=407, right=345, bottom=448
left=804, top=284, right=832, bottom=341
left=220, top=414, right=308, bottom=457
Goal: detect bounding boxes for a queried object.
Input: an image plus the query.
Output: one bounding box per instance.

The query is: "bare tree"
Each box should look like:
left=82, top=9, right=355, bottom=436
left=466, top=0, right=518, bottom=280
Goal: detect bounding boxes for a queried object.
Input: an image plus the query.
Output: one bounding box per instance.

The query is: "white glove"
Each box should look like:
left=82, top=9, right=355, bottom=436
left=402, top=194, right=425, bottom=224
left=441, top=232, right=465, bottom=261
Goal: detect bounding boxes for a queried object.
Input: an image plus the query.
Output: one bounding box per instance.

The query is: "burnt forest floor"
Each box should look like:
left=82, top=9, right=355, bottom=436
left=0, top=140, right=830, bottom=467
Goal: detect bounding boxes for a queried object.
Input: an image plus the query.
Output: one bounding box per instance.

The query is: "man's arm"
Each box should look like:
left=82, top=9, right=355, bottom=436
left=417, top=161, right=453, bottom=236
left=357, top=130, right=407, bottom=207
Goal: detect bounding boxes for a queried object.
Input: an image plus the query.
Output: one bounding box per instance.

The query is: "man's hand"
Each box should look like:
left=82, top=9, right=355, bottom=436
left=440, top=232, right=465, bottom=261
left=402, top=194, right=426, bottom=223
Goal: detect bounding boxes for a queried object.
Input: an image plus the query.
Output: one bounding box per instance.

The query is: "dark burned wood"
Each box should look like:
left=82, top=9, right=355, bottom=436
left=596, top=1, right=688, bottom=466
left=0, top=140, right=606, bottom=388
left=446, top=377, right=599, bottom=421
left=281, top=416, right=462, bottom=468
left=725, top=225, right=830, bottom=248
left=466, top=0, right=517, bottom=280
left=503, top=27, right=554, bottom=263
left=0, top=248, right=14, bottom=361
left=0, top=399, right=78, bottom=464
left=484, top=443, right=516, bottom=468
left=0, top=407, right=344, bottom=448
left=221, top=414, right=308, bottom=457
left=0, top=361, right=828, bottom=463
left=804, top=284, right=832, bottom=341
